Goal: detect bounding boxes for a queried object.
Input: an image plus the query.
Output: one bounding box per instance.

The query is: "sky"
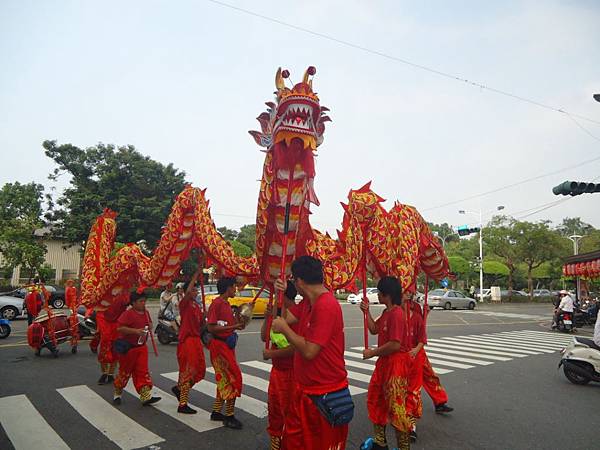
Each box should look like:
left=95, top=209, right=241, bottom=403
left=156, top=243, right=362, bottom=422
left=1, top=0, right=599, bottom=237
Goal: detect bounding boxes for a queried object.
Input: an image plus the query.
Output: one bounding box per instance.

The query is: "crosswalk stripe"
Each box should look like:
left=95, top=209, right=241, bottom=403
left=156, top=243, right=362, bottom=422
left=423, top=345, right=511, bottom=361
left=57, top=385, right=164, bottom=450
left=0, top=394, right=70, bottom=450
left=520, top=330, right=573, bottom=339
left=345, top=350, right=378, bottom=361
left=426, top=340, right=528, bottom=358
left=424, top=351, right=494, bottom=366
left=161, top=372, right=268, bottom=418
left=207, top=367, right=269, bottom=392
left=344, top=358, right=377, bottom=371
left=458, top=336, right=556, bottom=353
left=438, top=337, right=542, bottom=355
left=123, top=384, right=222, bottom=433
left=500, top=332, right=573, bottom=344
left=346, top=369, right=372, bottom=383
left=425, top=358, right=474, bottom=369
left=479, top=334, right=564, bottom=349
left=239, top=361, right=367, bottom=395
left=350, top=347, right=453, bottom=374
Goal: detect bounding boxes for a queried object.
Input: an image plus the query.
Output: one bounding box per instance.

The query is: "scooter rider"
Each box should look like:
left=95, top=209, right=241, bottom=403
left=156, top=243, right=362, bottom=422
left=552, top=290, right=574, bottom=330
left=594, top=310, right=600, bottom=348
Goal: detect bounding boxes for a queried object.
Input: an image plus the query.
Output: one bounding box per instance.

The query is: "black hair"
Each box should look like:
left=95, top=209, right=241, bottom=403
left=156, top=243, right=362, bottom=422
left=130, top=291, right=147, bottom=303
left=377, top=276, right=402, bottom=306
left=33, top=277, right=40, bottom=284
left=217, top=277, right=236, bottom=295
left=183, top=280, right=195, bottom=291
left=284, top=280, right=298, bottom=301
left=291, top=256, right=324, bottom=285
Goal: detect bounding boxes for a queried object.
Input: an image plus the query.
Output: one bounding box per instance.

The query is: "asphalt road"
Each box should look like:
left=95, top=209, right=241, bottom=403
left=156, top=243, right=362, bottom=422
left=0, top=302, right=597, bottom=450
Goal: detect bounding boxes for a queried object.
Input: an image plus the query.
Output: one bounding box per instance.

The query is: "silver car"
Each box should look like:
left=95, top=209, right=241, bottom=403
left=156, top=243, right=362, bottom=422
left=0, top=294, right=26, bottom=320
left=427, top=289, right=476, bottom=310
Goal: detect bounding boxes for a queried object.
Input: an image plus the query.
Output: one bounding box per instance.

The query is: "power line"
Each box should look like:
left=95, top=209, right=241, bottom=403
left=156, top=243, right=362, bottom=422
left=207, top=0, right=600, bottom=127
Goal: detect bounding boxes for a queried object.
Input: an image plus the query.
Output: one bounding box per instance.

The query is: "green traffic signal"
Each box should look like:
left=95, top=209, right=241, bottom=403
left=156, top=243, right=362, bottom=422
left=552, top=180, right=600, bottom=196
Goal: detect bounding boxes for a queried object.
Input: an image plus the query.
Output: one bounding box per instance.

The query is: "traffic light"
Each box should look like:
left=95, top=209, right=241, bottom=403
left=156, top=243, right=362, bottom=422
left=457, top=225, right=480, bottom=236
left=552, top=181, right=600, bottom=196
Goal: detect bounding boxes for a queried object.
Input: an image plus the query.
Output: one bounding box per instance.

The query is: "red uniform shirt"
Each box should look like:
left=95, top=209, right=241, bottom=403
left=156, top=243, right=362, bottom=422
left=117, top=308, right=152, bottom=346
left=178, top=297, right=203, bottom=342
left=104, top=297, right=130, bottom=322
left=404, top=301, right=427, bottom=350
left=294, top=292, right=347, bottom=389
left=271, top=303, right=301, bottom=371
left=207, top=296, right=235, bottom=338
left=25, top=290, right=43, bottom=317
left=376, top=306, right=405, bottom=347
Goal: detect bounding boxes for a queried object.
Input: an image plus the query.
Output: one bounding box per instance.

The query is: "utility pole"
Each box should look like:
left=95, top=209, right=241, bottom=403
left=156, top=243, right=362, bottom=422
left=568, top=234, right=583, bottom=300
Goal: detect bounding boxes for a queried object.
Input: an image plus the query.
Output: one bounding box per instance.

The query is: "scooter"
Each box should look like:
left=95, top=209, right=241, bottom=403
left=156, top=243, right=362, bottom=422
left=555, top=311, right=574, bottom=333
left=559, top=336, right=600, bottom=385
left=155, top=318, right=179, bottom=345
left=0, top=318, right=11, bottom=338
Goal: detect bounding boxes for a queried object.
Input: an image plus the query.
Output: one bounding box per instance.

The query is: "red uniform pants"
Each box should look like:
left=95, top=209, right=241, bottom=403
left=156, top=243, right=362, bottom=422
left=282, top=382, right=349, bottom=450
left=407, top=349, right=426, bottom=423
left=422, top=352, right=449, bottom=406
left=114, top=345, right=152, bottom=393
left=208, top=339, right=242, bottom=400
left=177, top=336, right=206, bottom=386
left=97, top=313, right=118, bottom=366
left=367, top=352, right=412, bottom=433
left=267, top=366, right=294, bottom=437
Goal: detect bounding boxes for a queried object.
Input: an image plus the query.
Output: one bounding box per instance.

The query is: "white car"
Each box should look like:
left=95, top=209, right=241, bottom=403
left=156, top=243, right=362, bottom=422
left=347, top=288, right=379, bottom=304
left=0, top=294, right=26, bottom=320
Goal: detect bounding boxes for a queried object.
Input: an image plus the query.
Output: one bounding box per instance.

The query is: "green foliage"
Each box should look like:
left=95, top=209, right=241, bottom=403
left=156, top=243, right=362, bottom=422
left=37, top=263, right=55, bottom=282
left=218, top=226, right=239, bottom=241
left=44, top=140, right=187, bottom=248
left=237, top=224, right=256, bottom=250
left=483, top=260, right=509, bottom=276
left=448, top=256, right=471, bottom=275
left=229, top=240, right=253, bottom=257
left=556, top=217, right=594, bottom=237
left=427, top=222, right=458, bottom=246
left=0, top=182, right=47, bottom=279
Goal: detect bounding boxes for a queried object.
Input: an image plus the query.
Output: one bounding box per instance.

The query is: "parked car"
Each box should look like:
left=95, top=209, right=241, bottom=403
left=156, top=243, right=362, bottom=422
left=11, top=285, right=66, bottom=308
left=347, top=288, right=379, bottom=304
left=205, top=286, right=271, bottom=317
left=0, top=294, right=26, bottom=320
left=532, top=289, right=552, bottom=297
left=472, top=288, right=491, bottom=300
left=428, top=289, right=476, bottom=310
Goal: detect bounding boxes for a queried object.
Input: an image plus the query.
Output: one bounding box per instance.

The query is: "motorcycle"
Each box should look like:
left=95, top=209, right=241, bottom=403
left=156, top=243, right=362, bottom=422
left=0, top=318, right=11, bottom=338
left=76, top=306, right=97, bottom=338
left=155, top=317, right=179, bottom=345
left=559, top=336, right=600, bottom=385
left=555, top=311, right=574, bottom=333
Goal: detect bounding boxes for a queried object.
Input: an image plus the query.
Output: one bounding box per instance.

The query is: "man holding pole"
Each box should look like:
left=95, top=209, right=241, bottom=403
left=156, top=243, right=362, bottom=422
left=272, top=255, right=351, bottom=450
left=96, top=292, right=129, bottom=385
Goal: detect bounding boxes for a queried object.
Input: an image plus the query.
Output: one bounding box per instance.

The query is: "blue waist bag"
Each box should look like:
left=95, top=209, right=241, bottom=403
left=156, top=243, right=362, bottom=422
left=310, top=387, right=354, bottom=426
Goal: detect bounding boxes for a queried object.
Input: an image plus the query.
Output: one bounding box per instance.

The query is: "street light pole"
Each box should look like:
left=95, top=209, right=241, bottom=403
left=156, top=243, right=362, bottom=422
left=568, top=234, right=583, bottom=300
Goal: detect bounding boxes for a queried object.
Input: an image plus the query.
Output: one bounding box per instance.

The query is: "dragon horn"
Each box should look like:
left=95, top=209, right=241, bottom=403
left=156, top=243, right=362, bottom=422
left=275, top=67, right=285, bottom=91
left=303, top=66, right=316, bottom=84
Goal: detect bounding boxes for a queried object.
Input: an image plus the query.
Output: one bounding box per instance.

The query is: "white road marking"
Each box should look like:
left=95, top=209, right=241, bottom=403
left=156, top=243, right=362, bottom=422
left=0, top=395, right=70, bottom=450
left=207, top=367, right=269, bottom=392
left=438, top=337, right=542, bottom=354
left=425, top=340, right=528, bottom=357
left=57, top=385, right=164, bottom=450
left=350, top=347, right=453, bottom=374
left=457, top=336, right=556, bottom=353
left=424, top=351, right=494, bottom=366
left=423, top=345, right=511, bottom=361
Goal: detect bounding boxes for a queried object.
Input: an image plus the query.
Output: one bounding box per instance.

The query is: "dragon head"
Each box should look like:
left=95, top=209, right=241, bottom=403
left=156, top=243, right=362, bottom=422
left=249, top=66, right=331, bottom=151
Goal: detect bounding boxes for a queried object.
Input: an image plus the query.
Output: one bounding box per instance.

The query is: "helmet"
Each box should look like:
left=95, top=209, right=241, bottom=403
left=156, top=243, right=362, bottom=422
left=559, top=290, right=568, bottom=296
left=175, top=282, right=185, bottom=290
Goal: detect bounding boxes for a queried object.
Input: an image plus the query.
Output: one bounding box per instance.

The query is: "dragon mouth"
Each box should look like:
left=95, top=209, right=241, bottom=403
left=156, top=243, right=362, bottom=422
left=274, top=97, right=319, bottom=137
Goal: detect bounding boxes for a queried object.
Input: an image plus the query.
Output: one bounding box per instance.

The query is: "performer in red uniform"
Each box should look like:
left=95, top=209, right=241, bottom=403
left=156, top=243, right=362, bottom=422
left=172, top=268, right=206, bottom=414
left=360, top=276, right=412, bottom=450
left=261, top=281, right=300, bottom=450
left=25, top=286, right=43, bottom=325
left=112, top=290, right=161, bottom=406
left=65, top=280, right=79, bottom=348
left=207, top=277, right=245, bottom=429
left=272, top=256, right=350, bottom=450
left=97, top=293, right=130, bottom=385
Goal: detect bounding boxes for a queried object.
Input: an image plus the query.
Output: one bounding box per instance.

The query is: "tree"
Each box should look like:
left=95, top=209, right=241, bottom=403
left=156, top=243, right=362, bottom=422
left=427, top=222, right=458, bottom=246
left=513, top=220, right=563, bottom=298
left=218, top=226, right=238, bottom=241
left=44, top=140, right=187, bottom=248
left=229, top=240, right=253, bottom=257
left=0, top=182, right=47, bottom=280
left=484, top=216, right=519, bottom=290
left=236, top=224, right=256, bottom=250
left=483, top=260, right=509, bottom=285
left=580, top=229, right=600, bottom=254
left=556, top=217, right=594, bottom=237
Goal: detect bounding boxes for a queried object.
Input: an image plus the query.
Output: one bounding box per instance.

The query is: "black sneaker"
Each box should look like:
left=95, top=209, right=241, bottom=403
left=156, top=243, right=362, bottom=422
left=435, top=403, right=454, bottom=414
left=97, top=374, right=109, bottom=385
left=113, top=397, right=122, bottom=405
left=171, top=385, right=181, bottom=401
left=178, top=404, right=197, bottom=414
left=210, top=411, right=226, bottom=421
left=223, top=415, right=243, bottom=429
left=106, top=375, right=114, bottom=384
left=142, top=396, right=161, bottom=406
left=410, top=429, right=417, bottom=441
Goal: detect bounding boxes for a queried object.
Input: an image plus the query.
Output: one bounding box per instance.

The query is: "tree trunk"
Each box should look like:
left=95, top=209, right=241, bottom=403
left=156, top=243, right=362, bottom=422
left=527, top=266, right=533, bottom=300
